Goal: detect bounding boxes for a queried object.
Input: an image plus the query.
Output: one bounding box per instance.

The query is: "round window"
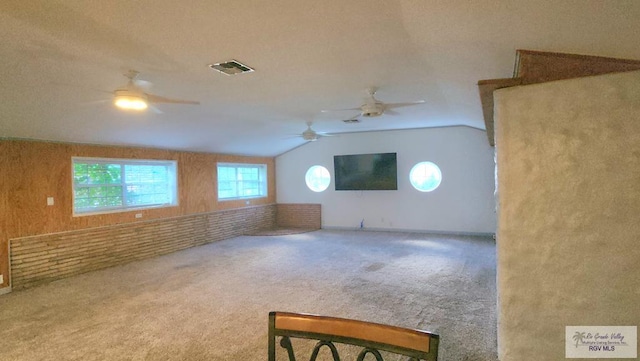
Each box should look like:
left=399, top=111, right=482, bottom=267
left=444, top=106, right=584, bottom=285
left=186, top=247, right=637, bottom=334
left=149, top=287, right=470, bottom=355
left=409, top=162, right=442, bottom=192
left=305, top=165, right=331, bottom=192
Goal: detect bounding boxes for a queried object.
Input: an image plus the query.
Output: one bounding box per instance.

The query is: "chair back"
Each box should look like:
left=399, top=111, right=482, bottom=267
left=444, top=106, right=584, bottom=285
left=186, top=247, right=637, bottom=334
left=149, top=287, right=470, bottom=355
left=268, top=311, right=439, bottom=361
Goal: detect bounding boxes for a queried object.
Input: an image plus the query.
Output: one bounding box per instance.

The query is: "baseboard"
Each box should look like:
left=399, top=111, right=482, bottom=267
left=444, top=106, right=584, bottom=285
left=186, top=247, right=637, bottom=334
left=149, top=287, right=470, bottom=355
left=0, top=286, right=12, bottom=296
left=321, top=226, right=495, bottom=239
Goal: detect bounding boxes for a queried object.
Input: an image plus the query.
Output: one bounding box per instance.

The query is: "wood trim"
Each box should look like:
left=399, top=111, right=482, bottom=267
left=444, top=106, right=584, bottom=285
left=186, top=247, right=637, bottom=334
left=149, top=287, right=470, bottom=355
left=0, top=240, right=9, bottom=289
left=272, top=311, right=436, bottom=354
left=478, top=50, right=640, bottom=147
left=478, top=78, right=523, bottom=146
left=515, top=49, right=640, bottom=83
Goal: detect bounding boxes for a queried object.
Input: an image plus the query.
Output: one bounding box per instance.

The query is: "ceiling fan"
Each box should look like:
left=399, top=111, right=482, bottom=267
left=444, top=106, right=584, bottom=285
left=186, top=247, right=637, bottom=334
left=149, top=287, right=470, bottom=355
left=112, top=70, right=200, bottom=112
left=299, top=122, right=334, bottom=141
left=323, top=87, right=425, bottom=123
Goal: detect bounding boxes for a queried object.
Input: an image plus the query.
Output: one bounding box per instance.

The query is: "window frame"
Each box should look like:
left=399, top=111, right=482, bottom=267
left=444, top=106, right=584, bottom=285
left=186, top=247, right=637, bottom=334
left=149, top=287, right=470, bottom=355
left=217, top=162, right=268, bottom=201
left=409, top=161, right=442, bottom=193
left=305, top=165, right=331, bottom=192
left=72, top=157, right=178, bottom=216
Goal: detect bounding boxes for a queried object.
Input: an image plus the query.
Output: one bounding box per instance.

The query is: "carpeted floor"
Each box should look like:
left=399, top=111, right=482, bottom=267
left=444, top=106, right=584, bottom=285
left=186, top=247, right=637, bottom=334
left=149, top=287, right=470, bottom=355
left=0, top=230, right=497, bottom=361
left=250, top=227, right=318, bottom=236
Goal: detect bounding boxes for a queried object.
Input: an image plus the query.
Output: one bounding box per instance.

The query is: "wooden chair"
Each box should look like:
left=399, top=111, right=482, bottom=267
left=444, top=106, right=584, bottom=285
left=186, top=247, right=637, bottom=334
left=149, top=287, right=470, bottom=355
left=268, top=311, right=439, bottom=361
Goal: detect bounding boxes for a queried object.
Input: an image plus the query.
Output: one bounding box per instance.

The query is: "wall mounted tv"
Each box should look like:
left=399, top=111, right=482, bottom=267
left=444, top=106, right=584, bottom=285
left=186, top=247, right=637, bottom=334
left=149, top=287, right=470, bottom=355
left=333, top=152, right=398, bottom=191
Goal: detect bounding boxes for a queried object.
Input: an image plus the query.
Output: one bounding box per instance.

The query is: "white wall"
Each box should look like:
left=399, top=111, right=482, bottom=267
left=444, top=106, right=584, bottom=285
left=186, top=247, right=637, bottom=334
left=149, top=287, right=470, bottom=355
left=276, top=126, right=496, bottom=234
left=495, top=71, right=640, bottom=361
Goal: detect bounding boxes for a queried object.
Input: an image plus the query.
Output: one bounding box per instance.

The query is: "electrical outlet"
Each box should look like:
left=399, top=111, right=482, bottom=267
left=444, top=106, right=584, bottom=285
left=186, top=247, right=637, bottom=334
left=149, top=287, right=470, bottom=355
left=47, top=197, right=54, bottom=206
left=0, top=274, right=4, bottom=284
left=135, top=213, right=143, bottom=219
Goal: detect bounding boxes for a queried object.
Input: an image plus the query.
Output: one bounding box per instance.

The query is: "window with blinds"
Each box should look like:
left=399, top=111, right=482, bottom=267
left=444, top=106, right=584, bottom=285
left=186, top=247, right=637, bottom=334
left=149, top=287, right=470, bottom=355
left=72, top=157, right=178, bottom=215
left=217, top=163, right=267, bottom=200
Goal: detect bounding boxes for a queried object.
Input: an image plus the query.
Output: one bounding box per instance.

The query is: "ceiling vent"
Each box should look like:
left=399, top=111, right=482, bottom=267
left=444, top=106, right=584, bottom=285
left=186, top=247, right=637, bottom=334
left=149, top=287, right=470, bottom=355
left=208, top=60, right=254, bottom=75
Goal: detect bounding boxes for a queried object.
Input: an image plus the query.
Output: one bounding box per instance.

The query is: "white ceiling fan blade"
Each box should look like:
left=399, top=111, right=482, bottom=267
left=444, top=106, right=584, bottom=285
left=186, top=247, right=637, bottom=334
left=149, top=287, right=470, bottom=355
left=385, top=100, right=426, bottom=109
left=77, top=99, right=111, bottom=110
left=321, top=107, right=361, bottom=113
left=147, top=93, right=200, bottom=105
left=341, top=113, right=361, bottom=123
left=51, top=81, right=113, bottom=95
left=149, top=104, right=163, bottom=114
left=81, top=99, right=110, bottom=105
left=316, top=132, right=336, bottom=137
left=133, top=79, right=153, bottom=91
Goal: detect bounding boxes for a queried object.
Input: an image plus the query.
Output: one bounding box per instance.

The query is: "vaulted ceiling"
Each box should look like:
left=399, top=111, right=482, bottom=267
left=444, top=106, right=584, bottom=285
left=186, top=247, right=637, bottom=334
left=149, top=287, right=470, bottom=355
left=2, top=1, right=639, bottom=156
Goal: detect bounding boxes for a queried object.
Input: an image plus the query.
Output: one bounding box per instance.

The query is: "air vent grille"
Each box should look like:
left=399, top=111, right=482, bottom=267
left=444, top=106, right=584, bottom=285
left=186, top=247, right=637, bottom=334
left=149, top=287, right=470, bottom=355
left=208, top=60, right=254, bottom=75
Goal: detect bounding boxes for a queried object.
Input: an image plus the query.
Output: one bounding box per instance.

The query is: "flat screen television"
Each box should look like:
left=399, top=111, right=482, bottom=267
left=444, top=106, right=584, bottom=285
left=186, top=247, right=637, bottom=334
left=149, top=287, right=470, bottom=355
left=333, top=152, right=397, bottom=191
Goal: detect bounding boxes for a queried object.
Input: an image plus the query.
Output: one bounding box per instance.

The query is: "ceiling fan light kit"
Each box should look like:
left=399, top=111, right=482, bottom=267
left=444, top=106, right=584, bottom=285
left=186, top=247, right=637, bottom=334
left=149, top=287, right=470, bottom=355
left=303, top=134, right=318, bottom=141
left=113, top=89, right=148, bottom=111
left=361, top=102, right=384, bottom=117
left=302, top=124, right=319, bottom=141
left=323, top=87, right=425, bottom=123
left=299, top=122, right=334, bottom=142
left=110, top=70, right=199, bottom=112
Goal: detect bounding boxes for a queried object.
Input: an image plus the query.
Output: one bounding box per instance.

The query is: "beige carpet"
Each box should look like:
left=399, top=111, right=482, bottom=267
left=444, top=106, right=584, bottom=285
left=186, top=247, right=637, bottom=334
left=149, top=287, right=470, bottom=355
left=250, top=227, right=318, bottom=236
left=0, top=230, right=497, bottom=361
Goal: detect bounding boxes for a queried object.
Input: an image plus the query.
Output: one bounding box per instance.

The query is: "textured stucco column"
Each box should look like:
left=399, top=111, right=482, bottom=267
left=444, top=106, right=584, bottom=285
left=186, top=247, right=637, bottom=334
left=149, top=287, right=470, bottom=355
left=494, top=70, right=640, bottom=360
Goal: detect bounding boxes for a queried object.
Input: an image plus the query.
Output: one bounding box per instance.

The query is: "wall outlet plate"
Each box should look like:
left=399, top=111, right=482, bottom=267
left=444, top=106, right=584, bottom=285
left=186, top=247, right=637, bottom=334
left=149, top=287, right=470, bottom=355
left=0, top=274, right=4, bottom=284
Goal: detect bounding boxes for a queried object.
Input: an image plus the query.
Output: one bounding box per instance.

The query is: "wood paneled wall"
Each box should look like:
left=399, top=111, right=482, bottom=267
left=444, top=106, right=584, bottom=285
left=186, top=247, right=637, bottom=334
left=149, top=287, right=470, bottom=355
left=0, top=139, right=276, bottom=290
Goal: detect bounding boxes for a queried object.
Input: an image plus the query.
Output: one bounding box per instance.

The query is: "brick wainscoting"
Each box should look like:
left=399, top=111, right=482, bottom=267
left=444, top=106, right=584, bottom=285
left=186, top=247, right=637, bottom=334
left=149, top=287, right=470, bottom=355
left=9, top=205, right=276, bottom=290
left=276, top=203, right=321, bottom=229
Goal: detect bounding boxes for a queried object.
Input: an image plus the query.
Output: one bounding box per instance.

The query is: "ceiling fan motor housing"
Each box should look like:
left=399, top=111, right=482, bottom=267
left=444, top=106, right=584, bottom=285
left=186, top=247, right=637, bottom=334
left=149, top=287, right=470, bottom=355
left=302, top=129, right=318, bottom=141
left=113, top=88, right=149, bottom=110
left=361, top=102, right=384, bottom=117
left=114, top=88, right=146, bottom=99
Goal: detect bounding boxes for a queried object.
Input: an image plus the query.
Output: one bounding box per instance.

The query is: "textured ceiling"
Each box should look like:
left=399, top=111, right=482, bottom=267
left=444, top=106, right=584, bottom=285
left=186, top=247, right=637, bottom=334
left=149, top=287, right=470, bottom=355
left=1, top=0, right=640, bottom=156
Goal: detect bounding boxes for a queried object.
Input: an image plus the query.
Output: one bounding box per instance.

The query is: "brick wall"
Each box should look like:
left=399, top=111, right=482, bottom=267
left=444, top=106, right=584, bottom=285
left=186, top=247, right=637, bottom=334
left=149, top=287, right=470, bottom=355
left=9, top=204, right=276, bottom=290
left=276, top=203, right=321, bottom=229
